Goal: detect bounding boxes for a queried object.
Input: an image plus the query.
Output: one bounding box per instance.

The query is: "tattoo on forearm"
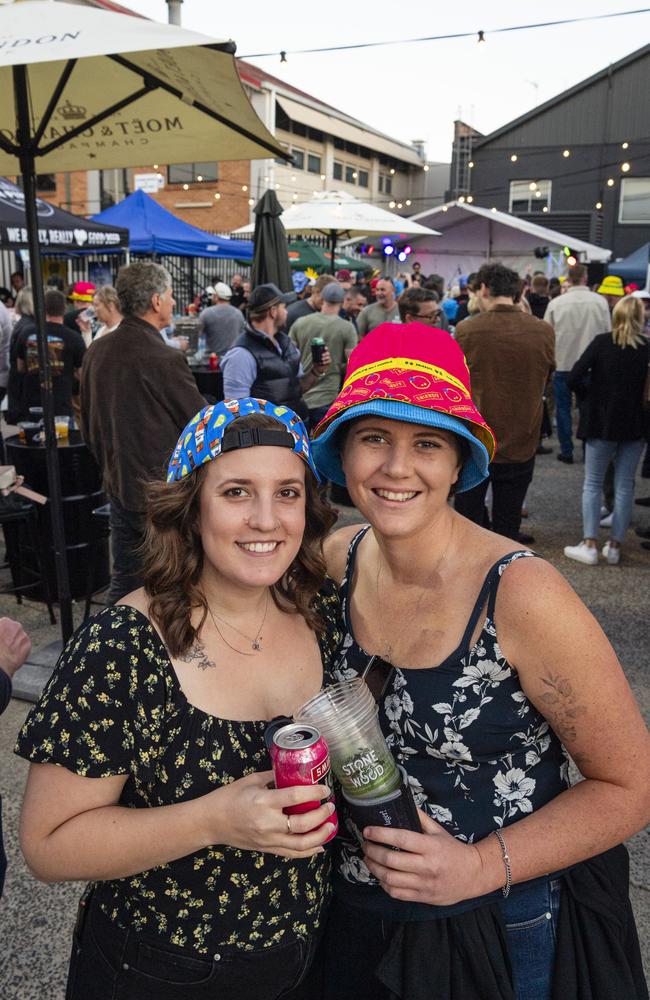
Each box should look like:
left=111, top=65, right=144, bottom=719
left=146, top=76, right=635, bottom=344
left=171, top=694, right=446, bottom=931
left=538, top=673, right=585, bottom=745
left=177, top=641, right=216, bottom=671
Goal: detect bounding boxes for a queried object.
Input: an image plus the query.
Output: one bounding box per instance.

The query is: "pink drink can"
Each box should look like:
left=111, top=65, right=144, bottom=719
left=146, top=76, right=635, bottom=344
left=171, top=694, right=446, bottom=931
left=269, top=723, right=338, bottom=842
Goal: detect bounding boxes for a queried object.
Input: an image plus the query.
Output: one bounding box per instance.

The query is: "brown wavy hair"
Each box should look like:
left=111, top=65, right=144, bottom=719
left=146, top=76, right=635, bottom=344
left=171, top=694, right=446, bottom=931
left=142, top=413, right=337, bottom=656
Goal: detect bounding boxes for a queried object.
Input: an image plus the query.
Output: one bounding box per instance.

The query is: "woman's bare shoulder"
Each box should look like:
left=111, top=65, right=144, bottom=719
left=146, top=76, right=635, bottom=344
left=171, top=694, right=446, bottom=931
left=117, top=587, right=151, bottom=617
left=323, top=523, right=369, bottom=586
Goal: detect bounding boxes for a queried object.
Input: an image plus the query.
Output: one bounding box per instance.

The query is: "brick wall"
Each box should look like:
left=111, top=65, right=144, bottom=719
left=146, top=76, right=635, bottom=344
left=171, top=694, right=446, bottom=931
left=133, top=161, right=252, bottom=232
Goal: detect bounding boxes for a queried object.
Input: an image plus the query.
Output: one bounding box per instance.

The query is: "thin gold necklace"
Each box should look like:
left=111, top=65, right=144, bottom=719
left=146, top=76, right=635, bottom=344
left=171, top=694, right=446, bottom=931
left=207, top=590, right=270, bottom=654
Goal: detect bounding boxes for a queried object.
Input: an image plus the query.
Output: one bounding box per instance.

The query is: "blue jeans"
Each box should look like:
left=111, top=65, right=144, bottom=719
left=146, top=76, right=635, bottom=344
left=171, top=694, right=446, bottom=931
left=498, top=878, right=562, bottom=1000
left=583, top=439, right=645, bottom=541
left=553, top=371, right=573, bottom=457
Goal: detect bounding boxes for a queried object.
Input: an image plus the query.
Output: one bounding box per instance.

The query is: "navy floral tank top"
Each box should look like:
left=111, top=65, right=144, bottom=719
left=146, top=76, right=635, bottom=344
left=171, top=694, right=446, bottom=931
left=334, top=527, right=571, bottom=891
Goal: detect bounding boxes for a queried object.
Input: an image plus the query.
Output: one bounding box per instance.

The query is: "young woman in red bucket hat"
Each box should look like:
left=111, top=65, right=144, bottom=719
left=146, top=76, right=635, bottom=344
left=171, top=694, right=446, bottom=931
left=307, top=322, right=649, bottom=1000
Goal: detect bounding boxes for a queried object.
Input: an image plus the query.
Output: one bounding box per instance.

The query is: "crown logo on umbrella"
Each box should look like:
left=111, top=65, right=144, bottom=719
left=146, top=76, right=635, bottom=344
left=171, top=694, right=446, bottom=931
left=57, top=99, right=87, bottom=121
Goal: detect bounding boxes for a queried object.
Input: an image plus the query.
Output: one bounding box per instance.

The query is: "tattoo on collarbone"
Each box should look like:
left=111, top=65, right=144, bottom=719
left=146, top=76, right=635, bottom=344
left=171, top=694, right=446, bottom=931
left=538, top=672, right=586, bottom=746
left=177, top=640, right=216, bottom=671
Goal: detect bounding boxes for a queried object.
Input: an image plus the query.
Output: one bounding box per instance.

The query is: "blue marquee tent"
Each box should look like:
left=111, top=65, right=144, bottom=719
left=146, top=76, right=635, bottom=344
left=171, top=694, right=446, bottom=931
left=608, top=242, right=650, bottom=287
left=93, top=189, right=253, bottom=260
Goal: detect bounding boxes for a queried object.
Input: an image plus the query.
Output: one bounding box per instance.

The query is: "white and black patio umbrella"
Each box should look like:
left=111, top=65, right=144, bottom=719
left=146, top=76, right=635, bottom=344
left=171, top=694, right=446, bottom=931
left=0, top=0, right=288, bottom=640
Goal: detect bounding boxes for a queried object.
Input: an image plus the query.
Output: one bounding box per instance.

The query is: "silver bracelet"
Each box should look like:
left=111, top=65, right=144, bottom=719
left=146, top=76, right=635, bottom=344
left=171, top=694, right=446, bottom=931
left=494, top=829, right=512, bottom=897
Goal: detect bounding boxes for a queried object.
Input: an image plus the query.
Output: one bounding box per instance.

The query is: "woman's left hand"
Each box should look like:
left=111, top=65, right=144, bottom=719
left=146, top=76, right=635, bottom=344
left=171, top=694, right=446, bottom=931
left=363, top=809, right=485, bottom=906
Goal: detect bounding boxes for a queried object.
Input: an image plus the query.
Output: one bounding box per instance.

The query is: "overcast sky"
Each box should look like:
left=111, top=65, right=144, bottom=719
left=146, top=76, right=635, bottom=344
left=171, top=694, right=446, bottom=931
left=125, top=1, right=649, bottom=163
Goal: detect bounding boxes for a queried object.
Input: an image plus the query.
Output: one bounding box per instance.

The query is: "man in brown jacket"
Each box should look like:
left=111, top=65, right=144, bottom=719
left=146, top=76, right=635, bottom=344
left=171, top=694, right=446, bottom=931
left=80, top=262, right=205, bottom=603
left=454, top=262, right=555, bottom=541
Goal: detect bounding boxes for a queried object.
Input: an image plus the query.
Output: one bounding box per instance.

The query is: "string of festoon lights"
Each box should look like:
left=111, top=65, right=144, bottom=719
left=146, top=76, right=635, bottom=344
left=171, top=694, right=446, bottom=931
left=461, top=139, right=648, bottom=212
left=240, top=8, right=650, bottom=60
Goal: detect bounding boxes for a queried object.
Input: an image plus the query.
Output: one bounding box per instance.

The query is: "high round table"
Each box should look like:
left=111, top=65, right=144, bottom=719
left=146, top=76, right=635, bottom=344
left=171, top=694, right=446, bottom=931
left=6, top=431, right=109, bottom=600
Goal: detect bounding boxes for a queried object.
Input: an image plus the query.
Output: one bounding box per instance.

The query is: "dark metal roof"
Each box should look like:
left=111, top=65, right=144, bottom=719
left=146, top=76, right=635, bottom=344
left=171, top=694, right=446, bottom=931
left=475, top=43, right=650, bottom=149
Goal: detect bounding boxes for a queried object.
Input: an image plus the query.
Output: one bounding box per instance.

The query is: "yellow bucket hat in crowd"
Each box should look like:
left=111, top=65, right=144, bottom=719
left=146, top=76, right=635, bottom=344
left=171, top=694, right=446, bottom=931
left=597, top=275, right=625, bottom=297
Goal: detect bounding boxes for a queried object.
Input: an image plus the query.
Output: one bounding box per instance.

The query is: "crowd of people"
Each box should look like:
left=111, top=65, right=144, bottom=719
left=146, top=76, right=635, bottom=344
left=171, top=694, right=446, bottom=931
left=0, top=252, right=649, bottom=1000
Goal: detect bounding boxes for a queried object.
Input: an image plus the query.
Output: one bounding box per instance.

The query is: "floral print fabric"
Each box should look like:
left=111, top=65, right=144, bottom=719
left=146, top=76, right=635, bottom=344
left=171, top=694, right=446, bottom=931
left=334, top=528, right=571, bottom=887
left=15, top=592, right=343, bottom=953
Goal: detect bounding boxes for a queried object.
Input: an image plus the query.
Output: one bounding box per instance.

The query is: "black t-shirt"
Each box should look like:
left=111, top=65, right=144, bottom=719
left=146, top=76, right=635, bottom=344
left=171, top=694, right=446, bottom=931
left=15, top=320, right=85, bottom=418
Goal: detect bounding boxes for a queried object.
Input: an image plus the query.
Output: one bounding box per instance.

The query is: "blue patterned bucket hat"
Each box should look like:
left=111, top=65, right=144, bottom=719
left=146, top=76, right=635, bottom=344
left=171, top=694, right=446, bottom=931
left=167, top=398, right=320, bottom=482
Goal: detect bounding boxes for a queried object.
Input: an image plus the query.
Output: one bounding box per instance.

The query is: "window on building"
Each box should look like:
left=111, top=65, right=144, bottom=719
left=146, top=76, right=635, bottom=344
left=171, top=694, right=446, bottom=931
left=385, top=177, right=392, bottom=195
left=619, top=178, right=650, bottom=223
left=378, top=175, right=384, bottom=193
left=292, top=121, right=307, bottom=137
left=333, top=161, right=343, bottom=181
left=358, top=170, right=369, bottom=188
left=168, top=162, right=218, bottom=184
left=345, top=165, right=356, bottom=184
left=291, top=148, right=305, bottom=170
left=36, top=174, right=56, bottom=192
left=334, top=137, right=345, bottom=150
left=307, top=153, right=322, bottom=174
left=509, top=179, right=551, bottom=214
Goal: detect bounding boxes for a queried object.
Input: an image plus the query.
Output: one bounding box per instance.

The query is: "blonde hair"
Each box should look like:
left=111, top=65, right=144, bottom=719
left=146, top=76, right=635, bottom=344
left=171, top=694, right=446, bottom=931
left=611, top=295, right=645, bottom=348
left=93, top=284, right=120, bottom=311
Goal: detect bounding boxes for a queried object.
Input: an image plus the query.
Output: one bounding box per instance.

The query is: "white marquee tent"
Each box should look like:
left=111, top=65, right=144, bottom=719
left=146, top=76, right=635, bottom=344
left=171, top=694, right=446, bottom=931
left=405, top=202, right=611, bottom=284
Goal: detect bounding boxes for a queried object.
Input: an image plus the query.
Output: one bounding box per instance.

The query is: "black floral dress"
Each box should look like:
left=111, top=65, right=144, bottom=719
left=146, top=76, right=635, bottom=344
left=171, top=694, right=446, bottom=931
left=15, top=588, right=343, bottom=955
left=333, top=528, right=571, bottom=904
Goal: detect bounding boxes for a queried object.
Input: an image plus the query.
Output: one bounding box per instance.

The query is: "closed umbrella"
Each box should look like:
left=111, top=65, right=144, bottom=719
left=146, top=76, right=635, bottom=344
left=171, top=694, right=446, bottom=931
left=251, top=190, right=293, bottom=292
left=0, top=0, right=287, bottom=642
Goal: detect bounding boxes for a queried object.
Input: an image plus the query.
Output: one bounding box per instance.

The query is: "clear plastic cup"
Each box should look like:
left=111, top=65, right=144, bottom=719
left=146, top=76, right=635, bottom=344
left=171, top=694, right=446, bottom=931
left=295, top=679, right=401, bottom=800
left=54, top=416, right=69, bottom=440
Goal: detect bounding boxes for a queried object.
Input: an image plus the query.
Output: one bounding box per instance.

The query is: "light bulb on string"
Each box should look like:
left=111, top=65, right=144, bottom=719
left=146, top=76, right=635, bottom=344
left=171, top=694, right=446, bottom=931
left=423, top=164, right=429, bottom=172
left=622, top=142, right=629, bottom=150
left=390, top=168, right=395, bottom=175
left=242, top=185, right=248, bottom=192
left=214, top=192, right=221, bottom=200
left=607, top=178, right=615, bottom=187
left=621, top=162, right=631, bottom=173
left=595, top=201, right=602, bottom=210
left=197, top=175, right=203, bottom=182
left=491, top=207, right=497, bottom=213
left=248, top=198, right=255, bottom=206
left=182, top=183, right=189, bottom=190
left=469, top=161, right=474, bottom=168
left=466, top=195, right=474, bottom=203
left=458, top=195, right=465, bottom=203
left=405, top=199, right=412, bottom=206
left=562, top=149, right=571, bottom=158
left=389, top=200, right=396, bottom=208
left=542, top=206, right=549, bottom=213
left=535, top=190, right=542, bottom=198
left=397, top=202, right=403, bottom=209
left=510, top=154, right=518, bottom=163
left=529, top=181, right=537, bottom=191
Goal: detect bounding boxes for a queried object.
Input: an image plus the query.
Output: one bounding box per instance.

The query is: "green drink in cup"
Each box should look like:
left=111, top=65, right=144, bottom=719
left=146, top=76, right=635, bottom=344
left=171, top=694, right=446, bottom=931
left=295, top=679, right=401, bottom=801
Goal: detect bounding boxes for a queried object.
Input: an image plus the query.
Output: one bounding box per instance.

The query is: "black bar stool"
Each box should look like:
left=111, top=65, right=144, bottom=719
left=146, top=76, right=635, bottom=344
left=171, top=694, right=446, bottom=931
left=0, top=496, right=56, bottom=625
left=84, top=503, right=111, bottom=620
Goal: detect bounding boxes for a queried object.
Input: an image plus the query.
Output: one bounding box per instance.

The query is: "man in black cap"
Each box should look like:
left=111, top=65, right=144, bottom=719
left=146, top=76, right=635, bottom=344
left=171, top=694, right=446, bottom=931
left=220, top=283, right=330, bottom=418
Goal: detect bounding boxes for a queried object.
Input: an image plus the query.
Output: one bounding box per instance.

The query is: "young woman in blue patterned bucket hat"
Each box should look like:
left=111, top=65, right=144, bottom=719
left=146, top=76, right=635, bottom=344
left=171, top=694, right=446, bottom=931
left=16, top=398, right=345, bottom=1000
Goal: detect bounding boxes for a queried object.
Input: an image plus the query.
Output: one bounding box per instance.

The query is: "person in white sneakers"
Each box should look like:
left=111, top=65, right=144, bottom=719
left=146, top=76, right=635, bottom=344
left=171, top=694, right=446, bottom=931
left=564, top=295, right=649, bottom=565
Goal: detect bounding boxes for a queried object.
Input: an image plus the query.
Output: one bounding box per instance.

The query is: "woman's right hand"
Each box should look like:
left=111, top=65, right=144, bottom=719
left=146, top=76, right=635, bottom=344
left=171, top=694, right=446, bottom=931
left=203, top=770, right=336, bottom=859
